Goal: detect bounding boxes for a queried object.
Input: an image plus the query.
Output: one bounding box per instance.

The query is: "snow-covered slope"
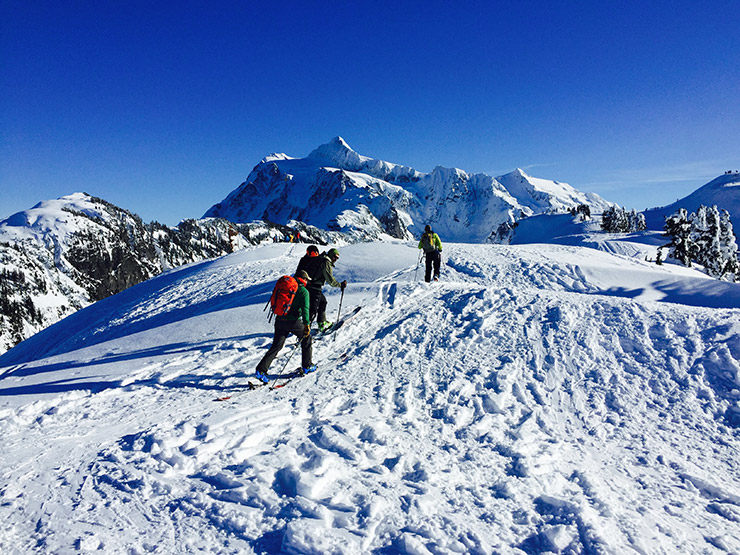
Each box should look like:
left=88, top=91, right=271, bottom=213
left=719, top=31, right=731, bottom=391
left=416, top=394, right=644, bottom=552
left=643, top=172, right=740, bottom=230
left=507, top=213, right=670, bottom=262
left=1, top=242, right=739, bottom=553
left=204, top=137, right=613, bottom=243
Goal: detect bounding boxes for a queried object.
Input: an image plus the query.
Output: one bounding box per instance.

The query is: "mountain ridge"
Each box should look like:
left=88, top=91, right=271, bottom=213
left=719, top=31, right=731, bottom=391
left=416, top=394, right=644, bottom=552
left=204, top=137, right=614, bottom=242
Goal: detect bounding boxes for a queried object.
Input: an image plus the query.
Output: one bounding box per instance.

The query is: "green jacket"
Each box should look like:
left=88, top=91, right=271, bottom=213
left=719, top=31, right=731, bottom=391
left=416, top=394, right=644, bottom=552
left=277, top=284, right=310, bottom=325
left=308, top=253, right=341, bottom=289
left=418, top=232, right=443, bottom=253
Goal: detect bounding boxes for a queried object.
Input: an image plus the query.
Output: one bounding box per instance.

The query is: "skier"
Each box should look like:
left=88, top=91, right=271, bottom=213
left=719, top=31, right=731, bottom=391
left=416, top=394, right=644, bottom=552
left=418, top=225, right=443, bottom=282
left=295, top=245, right=323, bottom=323
left=306, top=247, right=347, bottom=332
left=255, top=270, right=316, bottom=383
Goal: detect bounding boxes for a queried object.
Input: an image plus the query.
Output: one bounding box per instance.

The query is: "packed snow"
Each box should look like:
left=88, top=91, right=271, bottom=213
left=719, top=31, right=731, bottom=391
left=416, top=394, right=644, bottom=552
left=1, top=241, right=740, bottom=554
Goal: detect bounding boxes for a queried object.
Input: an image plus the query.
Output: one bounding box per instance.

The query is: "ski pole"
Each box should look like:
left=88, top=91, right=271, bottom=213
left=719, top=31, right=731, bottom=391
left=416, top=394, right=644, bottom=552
left=269, top=339, right=302, bottom=389
left=414, top=250, right=423, bottom=281
left=334, top=287, right=345, bottom=342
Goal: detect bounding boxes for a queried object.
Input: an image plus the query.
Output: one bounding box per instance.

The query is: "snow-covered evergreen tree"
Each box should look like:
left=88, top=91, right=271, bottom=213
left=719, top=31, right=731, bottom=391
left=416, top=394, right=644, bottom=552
left=694, top=206, right=722, bottom=277
left=664, top=208, right=694, bottom=266
left=719, top=209, right=739, bottom=279
left=629, top=209, right=647, bottom=232
left=689, top=206, right=710, bottom=268
left=602, top=206, right=646, bottom=233
left=664, top=205, right=738, bottom=280
left=570, top=204, right=591, bottom=221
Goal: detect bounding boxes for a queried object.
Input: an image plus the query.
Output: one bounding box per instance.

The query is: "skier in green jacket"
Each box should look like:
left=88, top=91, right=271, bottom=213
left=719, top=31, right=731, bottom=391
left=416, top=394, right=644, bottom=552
left=306, top=248, right=347, bottom=332
left=418, top=225, right=443, bottom=282
left=255, top=270, right=316, bottom=382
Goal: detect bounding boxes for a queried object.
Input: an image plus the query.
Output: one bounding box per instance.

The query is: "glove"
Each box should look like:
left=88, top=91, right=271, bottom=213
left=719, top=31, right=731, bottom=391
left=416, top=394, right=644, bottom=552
left=303, top=325, right=310, bottom=337
left=340, top=280, right=347, bottom=290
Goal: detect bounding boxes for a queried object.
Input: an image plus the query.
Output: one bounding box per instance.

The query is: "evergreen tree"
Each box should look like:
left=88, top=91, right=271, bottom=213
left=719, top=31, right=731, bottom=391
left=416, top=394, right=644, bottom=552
left=664, top=208, right=693, bottom=266
left=689, top=206, right=710, bottom=268
left=695, top=206, right=723, bottom=277
left=570, top=204, right=591, bottom=220
left=663, top=205, right=738, bottom=280
left=601, top=206, right=617, bottom=232
left=719, top=209, right=739, bottom=279
left=631, top=210, right=647, bottom=231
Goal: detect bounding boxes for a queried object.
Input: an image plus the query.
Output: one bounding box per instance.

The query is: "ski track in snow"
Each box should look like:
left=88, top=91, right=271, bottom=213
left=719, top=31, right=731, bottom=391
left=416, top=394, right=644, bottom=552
left=1, top=242, right=740, bottom=554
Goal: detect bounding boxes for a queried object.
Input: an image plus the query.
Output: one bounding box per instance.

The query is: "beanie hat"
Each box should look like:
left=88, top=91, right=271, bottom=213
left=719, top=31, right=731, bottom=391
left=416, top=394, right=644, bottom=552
left=295, top=270, right=310, bottom=284
left=328, top=248, right=340, bottom=259
left=424, top=225, right=432, bottom=232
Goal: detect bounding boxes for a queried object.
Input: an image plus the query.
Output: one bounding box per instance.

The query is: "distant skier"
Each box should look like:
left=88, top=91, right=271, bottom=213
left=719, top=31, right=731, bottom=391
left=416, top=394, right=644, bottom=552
left=255, top=270, right=316, bottom=383
left=418, top=225, right=443, bottom=282
left=305, top=247, right=347, bottom=332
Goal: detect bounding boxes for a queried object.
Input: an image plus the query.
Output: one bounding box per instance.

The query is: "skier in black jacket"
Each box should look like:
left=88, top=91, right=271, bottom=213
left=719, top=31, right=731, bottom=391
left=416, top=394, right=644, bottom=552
left=298, top=247, right=346, bottom=332
left=295, top=245, right=323, bottom=324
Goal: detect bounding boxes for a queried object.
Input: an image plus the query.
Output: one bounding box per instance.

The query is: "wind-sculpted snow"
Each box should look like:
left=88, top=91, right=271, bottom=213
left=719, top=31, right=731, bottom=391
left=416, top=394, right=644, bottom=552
left=1, top=242, right=739, bottom=553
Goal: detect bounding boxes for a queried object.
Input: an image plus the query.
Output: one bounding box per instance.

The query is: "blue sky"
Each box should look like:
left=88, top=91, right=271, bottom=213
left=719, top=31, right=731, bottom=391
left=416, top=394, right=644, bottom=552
left=2, top=1, right=738, bottom=225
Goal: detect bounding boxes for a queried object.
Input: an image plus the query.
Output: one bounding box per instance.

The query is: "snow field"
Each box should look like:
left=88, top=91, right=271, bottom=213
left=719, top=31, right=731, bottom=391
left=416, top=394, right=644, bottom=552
left=1, top=241, right=740, bottom=553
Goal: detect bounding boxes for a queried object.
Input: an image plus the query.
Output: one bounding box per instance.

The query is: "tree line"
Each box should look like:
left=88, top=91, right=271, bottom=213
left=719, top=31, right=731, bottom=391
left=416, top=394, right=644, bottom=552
left=599, top=203, right=738, bottom=281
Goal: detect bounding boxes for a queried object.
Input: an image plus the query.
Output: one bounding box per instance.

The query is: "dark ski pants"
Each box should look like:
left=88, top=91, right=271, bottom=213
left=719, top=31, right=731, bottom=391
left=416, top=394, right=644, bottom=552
left=424, top=250, right=441, bottom=282
left=256, top=318, right=312, bottom=373
left=307, top=287, right=328, bottom=323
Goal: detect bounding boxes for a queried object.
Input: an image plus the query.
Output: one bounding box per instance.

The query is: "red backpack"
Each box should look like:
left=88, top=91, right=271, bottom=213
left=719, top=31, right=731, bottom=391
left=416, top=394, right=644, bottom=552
left=267, top=275, right=299, bottom=321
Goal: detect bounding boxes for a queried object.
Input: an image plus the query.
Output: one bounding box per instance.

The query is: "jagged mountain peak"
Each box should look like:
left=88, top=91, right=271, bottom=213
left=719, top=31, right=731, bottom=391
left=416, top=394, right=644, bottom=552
left=429, top=165, right=468, bottom=180
left=509, top=167, right=530, bottom=178
left=308, top=136, right=367, bottom=169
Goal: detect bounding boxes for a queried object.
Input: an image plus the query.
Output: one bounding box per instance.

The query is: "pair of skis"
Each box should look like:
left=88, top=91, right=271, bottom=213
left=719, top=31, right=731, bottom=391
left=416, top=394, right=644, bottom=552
left=213, top=306, right=361, bottom=401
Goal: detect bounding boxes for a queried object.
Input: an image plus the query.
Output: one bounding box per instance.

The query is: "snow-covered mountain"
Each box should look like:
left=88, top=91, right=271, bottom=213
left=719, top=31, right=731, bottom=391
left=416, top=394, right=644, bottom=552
left=643, top=172, right=740, bottom=230
left=204, top=137, right=613, bottom=242
left=0, top=193, right=336, bottom=353
left=1, top=241, right=739, bottom=553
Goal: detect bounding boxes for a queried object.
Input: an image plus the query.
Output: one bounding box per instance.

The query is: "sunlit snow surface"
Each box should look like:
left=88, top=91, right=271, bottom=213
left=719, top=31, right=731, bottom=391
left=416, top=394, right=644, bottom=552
left=1, top=242, right=739, bottom=554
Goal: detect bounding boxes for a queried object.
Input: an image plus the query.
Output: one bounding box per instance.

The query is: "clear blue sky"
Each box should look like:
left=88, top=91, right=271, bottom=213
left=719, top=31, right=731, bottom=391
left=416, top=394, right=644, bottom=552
left=2, top=1, right=738, bottom=225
